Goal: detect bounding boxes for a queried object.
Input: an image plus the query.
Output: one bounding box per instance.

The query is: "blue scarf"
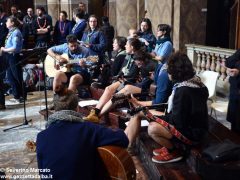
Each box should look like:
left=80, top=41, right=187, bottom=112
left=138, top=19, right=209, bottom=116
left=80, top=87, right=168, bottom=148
left=156, top=36, right=172, bottom=45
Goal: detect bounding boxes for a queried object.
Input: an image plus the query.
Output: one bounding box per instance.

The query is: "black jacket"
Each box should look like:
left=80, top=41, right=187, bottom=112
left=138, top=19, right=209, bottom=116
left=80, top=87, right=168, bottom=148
left=226, top=49, right=240, bottom=98
left=100, top=23, right=114, bottom=51
left=162, top=86, right=209, bottom=141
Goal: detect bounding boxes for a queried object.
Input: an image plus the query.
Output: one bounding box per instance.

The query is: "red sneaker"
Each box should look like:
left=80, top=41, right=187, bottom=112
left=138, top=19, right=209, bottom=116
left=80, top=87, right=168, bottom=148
left=153, top=147, right=169, bottom=156
left=152, top=150, right=183, bottom=164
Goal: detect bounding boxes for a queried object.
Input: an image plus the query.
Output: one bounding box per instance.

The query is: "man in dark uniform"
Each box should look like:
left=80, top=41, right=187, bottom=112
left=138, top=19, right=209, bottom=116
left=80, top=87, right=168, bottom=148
left=226, top=49, right=240, bottom=133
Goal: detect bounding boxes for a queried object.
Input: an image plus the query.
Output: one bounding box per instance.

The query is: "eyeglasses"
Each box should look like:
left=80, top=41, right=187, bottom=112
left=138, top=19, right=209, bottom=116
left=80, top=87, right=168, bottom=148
left=158, top=29, right=164, bottom=31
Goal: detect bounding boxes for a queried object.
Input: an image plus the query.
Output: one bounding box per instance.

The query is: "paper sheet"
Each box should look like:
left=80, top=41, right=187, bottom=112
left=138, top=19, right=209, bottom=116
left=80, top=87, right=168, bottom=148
left=78, top=100, right=99, bottom=107
left=125, top=120, right=149, bottom=127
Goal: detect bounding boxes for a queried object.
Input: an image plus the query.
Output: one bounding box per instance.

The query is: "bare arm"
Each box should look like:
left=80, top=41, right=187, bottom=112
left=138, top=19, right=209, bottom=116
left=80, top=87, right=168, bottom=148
left=47, top=48, right=67, bottom=64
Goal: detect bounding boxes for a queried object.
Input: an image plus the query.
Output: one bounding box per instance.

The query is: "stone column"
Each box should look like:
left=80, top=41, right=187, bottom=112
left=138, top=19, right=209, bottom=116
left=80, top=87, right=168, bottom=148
left=116, top=0, right=138, bottom=37
left=137, top=0, right=145, bottom=28
left=47, top=0, right=60, bottom=26
left=34, top=0, right=47, bottom=12
left=109, top=0, right=117, bottom=32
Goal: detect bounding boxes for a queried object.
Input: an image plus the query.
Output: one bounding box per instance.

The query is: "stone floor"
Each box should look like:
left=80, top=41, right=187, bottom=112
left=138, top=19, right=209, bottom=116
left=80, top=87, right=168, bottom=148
left=0, top=90, right=230, bottom=179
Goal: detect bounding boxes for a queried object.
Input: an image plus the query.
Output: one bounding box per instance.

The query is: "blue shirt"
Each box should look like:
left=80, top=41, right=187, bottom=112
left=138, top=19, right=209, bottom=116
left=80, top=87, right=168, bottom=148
left=152, top=63, right=172, bottom=105
left=139, top=31, right=156, bottom=52
left=5, top=27, right=23, bottom=53
left=153, top=41, right=173, bottom=59
left=50, top=43, right=90, bottom=72
left=81, top=30, right=106, bottom=56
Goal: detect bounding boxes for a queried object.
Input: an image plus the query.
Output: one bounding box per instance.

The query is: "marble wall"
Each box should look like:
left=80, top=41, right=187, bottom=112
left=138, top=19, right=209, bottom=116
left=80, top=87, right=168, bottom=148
left=179, top=0, right=207, bottom=51
left=116, top=0, right=138, bottom=37
left=145, top=0, right=172, bottom=35
left=109, top=0, right=117, bottom=34
left=145, top=0, right=207, bottom=51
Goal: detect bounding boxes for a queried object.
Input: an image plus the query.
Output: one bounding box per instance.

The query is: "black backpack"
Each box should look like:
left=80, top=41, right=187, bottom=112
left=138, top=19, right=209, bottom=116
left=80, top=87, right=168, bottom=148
left=196, top=139, right=240, bottom=180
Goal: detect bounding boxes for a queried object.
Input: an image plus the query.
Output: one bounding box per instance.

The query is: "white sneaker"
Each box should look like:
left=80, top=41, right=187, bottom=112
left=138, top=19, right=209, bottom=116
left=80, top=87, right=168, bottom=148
left=6, top=98, right=24, bottom=105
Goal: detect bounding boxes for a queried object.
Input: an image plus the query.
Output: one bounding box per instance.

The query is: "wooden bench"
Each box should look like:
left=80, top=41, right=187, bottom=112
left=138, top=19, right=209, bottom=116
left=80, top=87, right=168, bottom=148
left=136, top=116, right=240, bottom=180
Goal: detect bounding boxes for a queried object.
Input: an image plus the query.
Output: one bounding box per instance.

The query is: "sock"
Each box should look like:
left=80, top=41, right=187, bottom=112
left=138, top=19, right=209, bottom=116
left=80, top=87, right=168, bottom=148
left=167, top=146, right=176, bottom=153
left=94, top=108, right=100, bottom=115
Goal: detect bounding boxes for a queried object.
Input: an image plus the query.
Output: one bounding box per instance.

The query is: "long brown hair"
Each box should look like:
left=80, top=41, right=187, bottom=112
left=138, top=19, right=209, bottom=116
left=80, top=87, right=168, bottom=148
left=85, top=14, right=99, bottom=31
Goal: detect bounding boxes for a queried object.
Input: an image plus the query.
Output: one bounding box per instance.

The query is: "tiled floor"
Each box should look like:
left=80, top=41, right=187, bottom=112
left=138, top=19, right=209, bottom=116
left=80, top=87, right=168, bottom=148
left=0, top=90, right=230, bottom=179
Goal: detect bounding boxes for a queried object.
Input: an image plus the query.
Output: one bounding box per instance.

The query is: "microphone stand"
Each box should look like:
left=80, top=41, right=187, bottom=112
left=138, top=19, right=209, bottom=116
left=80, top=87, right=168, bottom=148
left=3, top=78, right=32, bottom=131
left=3, top=48, right=48, bottom=132
left=40, top=52, right=48, bottom=120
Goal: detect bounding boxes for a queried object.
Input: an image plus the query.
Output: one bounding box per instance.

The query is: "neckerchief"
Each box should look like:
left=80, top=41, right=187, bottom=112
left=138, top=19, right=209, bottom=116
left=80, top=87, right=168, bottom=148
left=156, top=36, right=172, bottom=45
left=86, top=29, right=95, bottom=43
left=167, top=76, right=204, bottom=113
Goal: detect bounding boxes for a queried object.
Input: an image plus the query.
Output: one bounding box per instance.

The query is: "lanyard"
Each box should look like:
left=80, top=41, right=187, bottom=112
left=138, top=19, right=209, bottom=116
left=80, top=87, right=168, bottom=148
left=4, top=28, right=17, bottom=47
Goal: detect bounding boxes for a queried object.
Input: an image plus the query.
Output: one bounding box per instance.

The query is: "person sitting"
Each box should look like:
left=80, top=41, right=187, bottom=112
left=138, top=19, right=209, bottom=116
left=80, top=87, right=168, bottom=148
left=47, top=34, right=90, bottom=94
left=36, top=90, right=129, bottom=180
left=93, top=36, right=127, bottom=89
left=81, top=15, right=106, bottom=64
left=53, top=11, right=72, bottom=45
left=111, top=36, right=127, bottom=76
left=84, top=50, right=155, bottom=123
left=137, top=18, right=156, bottom=52
left=125, top=52, right=209, bottom=163
left=84, top=38, right=143, bottom=122
left=128, top=28, right=138, bottom=39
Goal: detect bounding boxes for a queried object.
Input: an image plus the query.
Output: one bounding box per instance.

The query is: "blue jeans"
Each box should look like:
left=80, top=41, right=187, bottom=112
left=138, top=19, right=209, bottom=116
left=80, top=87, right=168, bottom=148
left=0, top=56, right=6, bottom=105
left=5, top=53, right=24, bottom=99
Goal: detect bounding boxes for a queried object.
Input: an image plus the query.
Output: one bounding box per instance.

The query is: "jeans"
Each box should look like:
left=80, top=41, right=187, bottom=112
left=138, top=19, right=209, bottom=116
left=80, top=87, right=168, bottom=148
left=0, top=56, right=7, bottom=105
left=5, top=53, right=24, bottom=99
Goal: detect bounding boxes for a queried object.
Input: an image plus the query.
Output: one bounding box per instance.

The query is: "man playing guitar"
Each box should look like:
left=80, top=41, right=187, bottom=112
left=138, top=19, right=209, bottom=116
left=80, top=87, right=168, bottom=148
left=47, top=34, right=90, bottom=94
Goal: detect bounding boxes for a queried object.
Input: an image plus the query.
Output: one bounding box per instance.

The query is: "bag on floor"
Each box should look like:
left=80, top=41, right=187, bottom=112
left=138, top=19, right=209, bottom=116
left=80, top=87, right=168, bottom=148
left=196, top=139, right=240, bottom=180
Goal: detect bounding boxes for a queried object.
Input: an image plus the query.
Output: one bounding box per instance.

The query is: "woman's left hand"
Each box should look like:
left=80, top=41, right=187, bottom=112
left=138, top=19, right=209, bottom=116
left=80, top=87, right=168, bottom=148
left=227, top=68, right=240, bottom=77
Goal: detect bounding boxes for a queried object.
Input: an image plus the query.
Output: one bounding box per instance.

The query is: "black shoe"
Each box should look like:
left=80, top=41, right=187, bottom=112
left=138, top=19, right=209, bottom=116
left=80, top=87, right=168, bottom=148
left=0, top=104, right=6, bottom=110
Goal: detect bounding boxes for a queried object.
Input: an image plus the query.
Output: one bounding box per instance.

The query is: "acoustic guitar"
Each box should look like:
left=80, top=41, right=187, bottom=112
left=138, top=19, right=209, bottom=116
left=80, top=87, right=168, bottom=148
left=97, top=146, right=136, bottom=180
left=44, top=53, right=98, bottom=77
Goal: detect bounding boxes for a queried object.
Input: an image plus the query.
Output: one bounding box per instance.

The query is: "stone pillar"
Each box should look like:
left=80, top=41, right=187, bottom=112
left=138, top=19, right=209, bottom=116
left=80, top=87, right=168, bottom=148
left=109, top=0, right=117, bottom=32
left=173, top=0, right=180, bottom=50
left=47, top=0, right=60, bottom=26
left=137, top=0, right=145, bottom=28
left=66, top=0, right=84, bottom=20
left=60, top=0, right=70, bottom=19
left=116, top=0, right=138, bottom=37
left=34, top=0, right=47, bottom=12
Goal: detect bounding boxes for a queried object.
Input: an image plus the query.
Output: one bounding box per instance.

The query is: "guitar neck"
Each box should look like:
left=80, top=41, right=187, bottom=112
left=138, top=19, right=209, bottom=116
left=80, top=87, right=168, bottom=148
left=67, top=56, right=98, bottom=65
left=67, top=59, right=83, bottom=64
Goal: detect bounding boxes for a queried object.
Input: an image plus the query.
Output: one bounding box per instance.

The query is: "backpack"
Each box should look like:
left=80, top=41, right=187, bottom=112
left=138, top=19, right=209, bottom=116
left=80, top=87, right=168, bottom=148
left=196, top=139, right=240, bottom=180
left=23, top=65, right=39, bottom=91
